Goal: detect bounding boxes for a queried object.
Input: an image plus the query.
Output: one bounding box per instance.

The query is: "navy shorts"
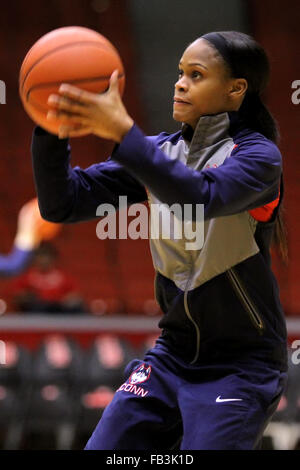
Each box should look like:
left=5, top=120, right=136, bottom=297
left=85, top=340, right=287, bottom=450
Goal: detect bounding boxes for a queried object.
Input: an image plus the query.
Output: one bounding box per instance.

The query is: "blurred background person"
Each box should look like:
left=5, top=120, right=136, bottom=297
left=0, top=198, right=61, bottom=277
left=9, top=242, right=86, bottom=314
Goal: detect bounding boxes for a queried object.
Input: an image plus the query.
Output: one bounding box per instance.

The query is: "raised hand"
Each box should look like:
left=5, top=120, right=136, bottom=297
left=47, top=70, right=134, bottom=142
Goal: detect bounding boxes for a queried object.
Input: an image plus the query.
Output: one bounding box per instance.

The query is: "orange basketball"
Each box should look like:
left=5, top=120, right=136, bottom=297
left=19, top=26, right=125, bottom=135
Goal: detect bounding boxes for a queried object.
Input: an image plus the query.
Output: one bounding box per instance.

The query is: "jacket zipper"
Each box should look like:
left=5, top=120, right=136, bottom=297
left=184, top=270, right=201, bottom=364
left=226, top=267, right=265, bottom=334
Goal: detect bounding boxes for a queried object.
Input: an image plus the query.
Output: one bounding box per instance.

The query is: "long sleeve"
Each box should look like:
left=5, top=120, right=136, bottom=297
left=31, top=127, right=148, bottom=223
left=0, top=246, right=33, bottom=277
left=111, top=124, right=282, bottom=220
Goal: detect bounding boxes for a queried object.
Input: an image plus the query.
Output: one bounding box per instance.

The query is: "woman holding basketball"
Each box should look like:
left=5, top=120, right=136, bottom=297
left=31, top=31, right=288, bottom=450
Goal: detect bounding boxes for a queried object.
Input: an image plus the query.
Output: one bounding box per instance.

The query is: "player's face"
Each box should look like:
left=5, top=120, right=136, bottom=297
left=173, top=38, right=234, bottom=129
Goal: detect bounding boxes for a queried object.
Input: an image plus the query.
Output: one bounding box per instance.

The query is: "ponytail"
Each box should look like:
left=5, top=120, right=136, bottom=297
left=201, top=31, right=289, bottom=263
left=239, top=92, right=280, bottom=144
left=272, top=203, right=289, bottom=264
left=239, top=93, right=288, bottom=264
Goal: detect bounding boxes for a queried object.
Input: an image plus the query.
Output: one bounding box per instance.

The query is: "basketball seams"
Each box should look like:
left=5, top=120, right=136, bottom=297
left=20, top=40, right=121, bottom=95
left=26, top=74, right=125, bottom=111
left=19, top=27, right=125, bottom=134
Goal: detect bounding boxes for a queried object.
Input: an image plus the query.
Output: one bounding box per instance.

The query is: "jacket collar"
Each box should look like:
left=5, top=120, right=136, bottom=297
left=182, top=111, right=245, bottom=153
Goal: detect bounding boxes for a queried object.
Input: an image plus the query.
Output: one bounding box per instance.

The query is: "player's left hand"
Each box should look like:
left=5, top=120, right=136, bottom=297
left=47, top=70, right=134, bottom=142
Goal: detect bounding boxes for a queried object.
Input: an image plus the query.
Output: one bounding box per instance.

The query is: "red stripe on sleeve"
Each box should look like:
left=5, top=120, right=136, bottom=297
left=230, top=143, right=281, bottom=222
left=248, top=190, right=280, bottom=222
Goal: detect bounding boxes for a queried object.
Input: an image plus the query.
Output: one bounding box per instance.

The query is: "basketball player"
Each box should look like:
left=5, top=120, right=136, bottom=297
left=31, top=31, right=288, bottom=450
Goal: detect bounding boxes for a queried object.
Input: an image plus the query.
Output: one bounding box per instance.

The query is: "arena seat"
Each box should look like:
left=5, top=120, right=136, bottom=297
left=263, top=348, right=300, bottom=450
left=73, top=334, right=136, bottom=447
left=22, top=335, right=83, bottom=449
left=0, top=342, right=32, bottom=449
left=79, top=334, right=135, bottom=391
left=30, top=334, right=83, bottom=387
left=23, top=384, right=79, bottom=450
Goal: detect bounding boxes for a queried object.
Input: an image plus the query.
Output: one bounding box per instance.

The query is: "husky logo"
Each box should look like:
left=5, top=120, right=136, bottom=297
left=129, top=363, right=152, bottom=385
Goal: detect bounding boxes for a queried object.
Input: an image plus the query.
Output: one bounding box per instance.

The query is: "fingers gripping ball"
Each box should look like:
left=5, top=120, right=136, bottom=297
left=19, top=26, right=125, bottom=135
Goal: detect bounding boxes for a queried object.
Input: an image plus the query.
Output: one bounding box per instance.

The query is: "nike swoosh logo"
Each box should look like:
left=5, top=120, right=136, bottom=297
left=216, top=396, right=243, bottom=403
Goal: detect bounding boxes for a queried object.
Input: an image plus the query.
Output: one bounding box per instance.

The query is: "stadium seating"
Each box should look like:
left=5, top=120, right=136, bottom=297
left=263, top=347, right=300, bottom=450
left=73, top=334, right=137, bottom=447
left=22, top=335, right=83, bottom=449
left=0, top=342, right=32, bottom=449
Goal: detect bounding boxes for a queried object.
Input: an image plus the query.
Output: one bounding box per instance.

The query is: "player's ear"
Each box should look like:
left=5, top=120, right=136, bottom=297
left=228, top=78, right=248, bottom=100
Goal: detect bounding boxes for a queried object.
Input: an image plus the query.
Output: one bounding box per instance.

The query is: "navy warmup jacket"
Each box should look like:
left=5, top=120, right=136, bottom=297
left=31, top=111, right=288, bottom=371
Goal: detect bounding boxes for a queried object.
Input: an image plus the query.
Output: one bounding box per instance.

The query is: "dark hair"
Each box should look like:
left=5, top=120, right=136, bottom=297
left=203, top=31, right=288, bottom=263
left=35, top=241, right=58, bottom=260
